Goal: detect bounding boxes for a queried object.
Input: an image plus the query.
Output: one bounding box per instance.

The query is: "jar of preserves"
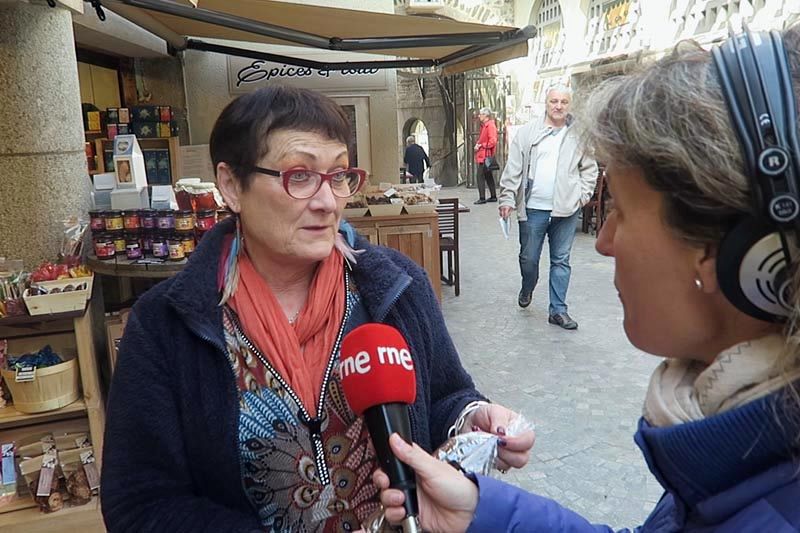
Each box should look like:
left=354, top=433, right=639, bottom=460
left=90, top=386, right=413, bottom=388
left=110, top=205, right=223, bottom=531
left=125, top=233, right=143, bottom=260
left=195, top=209, right=216, bottom=232
left=122, top=210, right=141, bottom=230
left=177, top=230, right=196, bottom=255
left=110, top=231, right=126, bottom=253
left=104, top=210, right=124, bottom=231
left=175, top=210, right=195, bottom=231
left=156, top=210, right=176, bottom=230
left=168, top=233, right=186, bottom=261
left=89, top=210, right=106, bottom=232
left=93, top=233, right=115, bottom=260
left=151, top=232, right=169, bottom=259
left=140, top=209, right=157, bottom=229
left=216, top=209, right=234, bottom=223
left=141, top=231, right=154, bottom=256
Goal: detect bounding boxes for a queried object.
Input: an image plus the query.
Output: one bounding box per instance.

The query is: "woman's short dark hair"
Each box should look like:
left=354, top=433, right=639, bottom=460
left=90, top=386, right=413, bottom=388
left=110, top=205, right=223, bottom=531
left=209, top=86, right=350, bottom=189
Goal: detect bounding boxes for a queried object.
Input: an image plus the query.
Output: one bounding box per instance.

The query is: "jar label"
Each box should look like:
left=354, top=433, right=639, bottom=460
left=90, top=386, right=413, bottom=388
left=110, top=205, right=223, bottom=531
left=168, top=243, right=185, bottom=260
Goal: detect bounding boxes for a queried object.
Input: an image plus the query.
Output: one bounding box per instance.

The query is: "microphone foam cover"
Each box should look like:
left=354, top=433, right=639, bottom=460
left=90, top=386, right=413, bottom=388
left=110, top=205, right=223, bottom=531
left=339, top=323, right=417, bottom=416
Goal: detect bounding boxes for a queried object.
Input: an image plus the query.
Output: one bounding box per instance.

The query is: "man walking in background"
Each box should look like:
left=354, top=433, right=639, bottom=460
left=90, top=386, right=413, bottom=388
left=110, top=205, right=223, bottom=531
left=498, top=85, right=597, bottom=330
left=474, top=107, right=498, bottom=204
left=403, top=135, right=430, bottom=184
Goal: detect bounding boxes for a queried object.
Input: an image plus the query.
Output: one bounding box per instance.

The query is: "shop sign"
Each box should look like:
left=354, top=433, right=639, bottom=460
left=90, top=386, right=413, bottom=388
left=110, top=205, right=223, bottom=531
left=228, top=55, right=388, bottom=94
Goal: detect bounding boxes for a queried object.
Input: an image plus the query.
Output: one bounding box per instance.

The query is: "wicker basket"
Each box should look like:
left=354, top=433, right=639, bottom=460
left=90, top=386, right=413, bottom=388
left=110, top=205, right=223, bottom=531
left=1, top=358, right=80, bottom=413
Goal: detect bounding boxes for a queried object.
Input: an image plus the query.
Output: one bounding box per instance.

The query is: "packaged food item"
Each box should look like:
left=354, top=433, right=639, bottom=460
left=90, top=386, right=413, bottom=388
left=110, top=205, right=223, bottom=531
left=151, top=233, right=169, bottom=259
left=104, top=210, right=124, bottom=231
left=156, top=210, right=175, bottom=230
left=1, top=442, right=16, bottom=502
left=122, top=210, right=141, bottom=230
left=17, top=433, right=56, bottom=459
left=93, top=233, right=115, bottom=260
left=111, top=231, right=126, bottom=253
left=140, top=209, right=157, bottom=230
left=58, top=446, right=99, bottom=506
left=178, top=231, right=195, bottom=256
left=125, top=233, right=143, bottom=260
left=175, top=210, right=194, bottom=231
left=88, top=210, right=105, bottom=232
left=168, top=233, right=186, bottom=262
left=195, top=209, right=216, bottom=232
left=19, top=450, right=65, bottom=513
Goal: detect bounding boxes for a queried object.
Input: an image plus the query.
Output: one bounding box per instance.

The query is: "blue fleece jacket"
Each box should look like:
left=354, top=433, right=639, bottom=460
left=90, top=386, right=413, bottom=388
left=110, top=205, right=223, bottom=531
left=101, top=218, right=486, bottom=532
left=468, top=391, right=800, bottom=532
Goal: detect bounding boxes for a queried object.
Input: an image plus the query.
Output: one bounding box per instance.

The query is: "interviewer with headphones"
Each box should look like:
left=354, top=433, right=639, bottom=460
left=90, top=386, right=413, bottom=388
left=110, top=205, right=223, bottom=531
left=370, top=24, right=800, bottom=532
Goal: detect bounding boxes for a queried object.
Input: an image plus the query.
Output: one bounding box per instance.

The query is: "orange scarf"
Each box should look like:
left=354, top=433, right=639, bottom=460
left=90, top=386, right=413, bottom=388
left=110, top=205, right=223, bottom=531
left=227, top=248, right=345, bottom=417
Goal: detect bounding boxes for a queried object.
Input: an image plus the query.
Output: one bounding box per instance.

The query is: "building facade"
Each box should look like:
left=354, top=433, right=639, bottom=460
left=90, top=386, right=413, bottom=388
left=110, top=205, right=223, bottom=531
left=510, top=0, right=800, bottom=118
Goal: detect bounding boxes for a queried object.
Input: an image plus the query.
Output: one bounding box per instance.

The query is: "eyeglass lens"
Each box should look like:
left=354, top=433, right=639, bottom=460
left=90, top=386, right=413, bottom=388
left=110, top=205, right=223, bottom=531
left=287, top=170, right=361, bottom=199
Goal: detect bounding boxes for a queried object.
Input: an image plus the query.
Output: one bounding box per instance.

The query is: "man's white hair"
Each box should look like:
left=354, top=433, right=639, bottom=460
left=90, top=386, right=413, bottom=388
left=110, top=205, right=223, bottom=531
left=479, top=107, right=493, bottom=116
left=406, top=135, right=416, bottom=144
left=545, top=83, right=572, bottom=99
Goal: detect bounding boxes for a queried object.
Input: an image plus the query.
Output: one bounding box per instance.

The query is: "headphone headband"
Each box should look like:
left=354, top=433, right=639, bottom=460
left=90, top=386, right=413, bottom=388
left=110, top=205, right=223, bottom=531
left=712, top=29, right=800, bottom=231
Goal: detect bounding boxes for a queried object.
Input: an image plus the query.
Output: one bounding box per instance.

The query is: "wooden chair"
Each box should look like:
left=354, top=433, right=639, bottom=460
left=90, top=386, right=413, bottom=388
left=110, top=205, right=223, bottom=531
left=436, top=198, right=460, bottom=296
left=581, top=169, right=608, bottom=236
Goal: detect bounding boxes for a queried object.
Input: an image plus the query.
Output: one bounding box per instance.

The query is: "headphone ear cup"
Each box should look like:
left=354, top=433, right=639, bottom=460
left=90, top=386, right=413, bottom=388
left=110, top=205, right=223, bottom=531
left=716, top=217, right=790, bottom=322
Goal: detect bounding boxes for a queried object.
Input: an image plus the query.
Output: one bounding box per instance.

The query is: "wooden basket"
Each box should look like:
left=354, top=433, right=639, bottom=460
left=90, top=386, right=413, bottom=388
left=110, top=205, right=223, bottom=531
left=1, top=358, right=80, bottom=413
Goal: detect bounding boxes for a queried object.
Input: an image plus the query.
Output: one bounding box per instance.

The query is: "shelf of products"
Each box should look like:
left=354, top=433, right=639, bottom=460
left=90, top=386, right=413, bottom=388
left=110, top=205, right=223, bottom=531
left=94, top=136, right=181, bottom=185
left=0, top=285, right=106, bottom=532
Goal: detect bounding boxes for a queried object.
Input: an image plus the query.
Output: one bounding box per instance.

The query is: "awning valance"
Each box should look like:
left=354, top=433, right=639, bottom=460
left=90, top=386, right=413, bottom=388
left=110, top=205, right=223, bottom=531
left=100, top=0, right=535, bottom=74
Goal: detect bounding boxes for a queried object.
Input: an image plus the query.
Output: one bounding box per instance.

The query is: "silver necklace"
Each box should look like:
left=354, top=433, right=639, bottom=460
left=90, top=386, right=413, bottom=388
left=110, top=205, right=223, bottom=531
left=288, top=310, right=301, bottom=324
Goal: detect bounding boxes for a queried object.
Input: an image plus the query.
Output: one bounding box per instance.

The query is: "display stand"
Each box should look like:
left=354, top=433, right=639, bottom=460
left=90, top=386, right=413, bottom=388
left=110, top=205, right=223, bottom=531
left=347, top=213, right=441, bottom=300
left=0, top=284, right=107, bottom=532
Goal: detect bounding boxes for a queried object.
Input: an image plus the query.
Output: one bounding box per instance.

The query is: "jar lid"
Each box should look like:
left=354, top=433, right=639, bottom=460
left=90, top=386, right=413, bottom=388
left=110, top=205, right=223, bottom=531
left=177, top=209, right=194, bottom=216
left=121, top=210, right=140, bottom=216
left=176, top=229, right=195, bottom=236
left=89, top=209, right=105, bottom=216
left=157, top=209, right=175, bottom=216
left=106, top=210, right=122, bottom=216
left=140, top=208, right=157, bottom=215
left=196, top=209, right=216, bottom=216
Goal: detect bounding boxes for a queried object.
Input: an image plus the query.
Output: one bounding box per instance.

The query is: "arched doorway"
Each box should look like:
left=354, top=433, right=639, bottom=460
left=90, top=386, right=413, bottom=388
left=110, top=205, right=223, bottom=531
left=403, top=118, right=430, bottom=156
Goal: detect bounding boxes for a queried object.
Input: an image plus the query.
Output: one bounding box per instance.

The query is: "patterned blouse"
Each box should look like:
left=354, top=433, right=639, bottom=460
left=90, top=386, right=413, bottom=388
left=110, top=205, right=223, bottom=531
left=222, top=276, right=383, bottom=532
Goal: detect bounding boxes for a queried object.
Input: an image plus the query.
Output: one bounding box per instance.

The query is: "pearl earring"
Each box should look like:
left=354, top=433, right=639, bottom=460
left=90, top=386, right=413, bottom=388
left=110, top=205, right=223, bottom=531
left=694, top=278, right=704, bottom=290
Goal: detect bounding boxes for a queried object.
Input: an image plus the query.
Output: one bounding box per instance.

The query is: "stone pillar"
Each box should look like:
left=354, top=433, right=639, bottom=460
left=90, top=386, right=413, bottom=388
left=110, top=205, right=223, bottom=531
left=0, top=2, right=90, bottom=269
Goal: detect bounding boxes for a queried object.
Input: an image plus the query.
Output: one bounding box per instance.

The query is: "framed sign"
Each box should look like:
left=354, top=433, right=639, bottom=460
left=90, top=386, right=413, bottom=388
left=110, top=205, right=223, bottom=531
left=228, top=54, right=388, bottom=94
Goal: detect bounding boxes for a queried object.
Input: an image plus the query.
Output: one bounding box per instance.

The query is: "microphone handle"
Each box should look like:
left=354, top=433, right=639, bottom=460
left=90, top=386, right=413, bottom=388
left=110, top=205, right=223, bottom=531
left=363, top=403, right=420, bottom=521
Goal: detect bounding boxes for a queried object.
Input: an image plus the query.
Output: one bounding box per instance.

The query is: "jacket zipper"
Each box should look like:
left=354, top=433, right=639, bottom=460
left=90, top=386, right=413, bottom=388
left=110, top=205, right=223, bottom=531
left=229, top=270, right=352, bottom=487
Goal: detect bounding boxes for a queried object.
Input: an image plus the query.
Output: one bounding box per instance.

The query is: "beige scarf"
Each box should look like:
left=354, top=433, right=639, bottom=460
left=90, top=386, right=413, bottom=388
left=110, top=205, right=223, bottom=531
left=643, top=334, right=800, bottom=427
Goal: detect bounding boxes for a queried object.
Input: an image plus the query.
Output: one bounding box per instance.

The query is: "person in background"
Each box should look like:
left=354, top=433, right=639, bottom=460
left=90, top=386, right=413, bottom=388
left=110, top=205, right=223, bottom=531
left=373, top=25, right=800, bottom=532
left=403, top=135, right=431, bottom=184
left=101, top=85, right=534, bottom=532
left=498, top=85, right=597, bottom=330
left=473, top=107, right=498, bottom=205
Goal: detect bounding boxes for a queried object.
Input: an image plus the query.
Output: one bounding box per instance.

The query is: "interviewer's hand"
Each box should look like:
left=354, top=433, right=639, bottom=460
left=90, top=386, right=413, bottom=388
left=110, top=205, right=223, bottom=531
left=373, top=434, right=478, bottom=533
left=499, top=206, right=513, bottom=220
left=466, top=404, right=535, bottom=471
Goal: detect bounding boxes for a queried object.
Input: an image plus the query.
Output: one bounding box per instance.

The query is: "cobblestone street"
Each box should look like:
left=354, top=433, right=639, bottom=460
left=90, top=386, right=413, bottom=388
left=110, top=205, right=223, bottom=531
left=438, top=186, right=663, bottom=528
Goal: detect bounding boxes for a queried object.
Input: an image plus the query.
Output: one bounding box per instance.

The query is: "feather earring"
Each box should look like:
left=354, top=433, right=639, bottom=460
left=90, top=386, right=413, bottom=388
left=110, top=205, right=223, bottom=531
left=219, top=215, right=243, bottom=305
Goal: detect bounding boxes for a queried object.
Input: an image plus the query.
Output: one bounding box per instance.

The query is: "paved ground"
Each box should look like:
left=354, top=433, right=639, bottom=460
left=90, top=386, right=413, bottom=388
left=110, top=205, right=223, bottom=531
left=438, top=186, right=663, bottom=528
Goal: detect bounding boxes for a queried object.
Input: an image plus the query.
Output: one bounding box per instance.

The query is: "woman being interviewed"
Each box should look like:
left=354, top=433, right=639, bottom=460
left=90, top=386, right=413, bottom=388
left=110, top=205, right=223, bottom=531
left=101, top=86, right=533, bottom=532
left=373, top=25, right=800, bottom=533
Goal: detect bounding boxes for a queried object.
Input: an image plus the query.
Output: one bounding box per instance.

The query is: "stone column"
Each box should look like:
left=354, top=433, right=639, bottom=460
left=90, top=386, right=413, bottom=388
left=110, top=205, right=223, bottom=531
left=0, top=2, right=90, bottom=269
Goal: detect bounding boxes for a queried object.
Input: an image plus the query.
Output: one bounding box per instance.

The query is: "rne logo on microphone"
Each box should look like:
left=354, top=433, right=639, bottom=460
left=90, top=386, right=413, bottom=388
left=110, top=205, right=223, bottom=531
left=339, top=346, right=414, bottom=379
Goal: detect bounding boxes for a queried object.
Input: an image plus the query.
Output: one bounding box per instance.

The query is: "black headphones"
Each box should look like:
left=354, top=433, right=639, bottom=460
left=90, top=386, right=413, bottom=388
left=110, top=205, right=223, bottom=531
left=713, top=28, right=800, bottom=322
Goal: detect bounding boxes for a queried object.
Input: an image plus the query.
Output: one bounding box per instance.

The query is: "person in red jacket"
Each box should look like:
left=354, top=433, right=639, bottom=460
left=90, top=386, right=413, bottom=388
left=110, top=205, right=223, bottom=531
left=474, top=107, right=498, bottom=204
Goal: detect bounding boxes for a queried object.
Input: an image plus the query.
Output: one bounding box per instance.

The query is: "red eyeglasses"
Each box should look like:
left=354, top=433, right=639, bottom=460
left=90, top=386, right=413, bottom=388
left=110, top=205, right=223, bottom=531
left=251, top=166, right=367, bottom=200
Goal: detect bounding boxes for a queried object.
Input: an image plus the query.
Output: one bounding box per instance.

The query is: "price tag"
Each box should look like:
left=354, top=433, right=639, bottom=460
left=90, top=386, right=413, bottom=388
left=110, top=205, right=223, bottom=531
left=15, top=365, right=36, bottom=383
left=383, top=187, right=398, bottom=197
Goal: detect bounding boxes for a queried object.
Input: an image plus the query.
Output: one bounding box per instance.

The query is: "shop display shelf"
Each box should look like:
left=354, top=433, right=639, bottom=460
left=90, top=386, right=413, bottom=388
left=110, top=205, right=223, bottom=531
left=0, top=495, right=103, bottom=533
left=0, top=398, right=87, bottom=431
left=0, top=310, right=84, bottom=328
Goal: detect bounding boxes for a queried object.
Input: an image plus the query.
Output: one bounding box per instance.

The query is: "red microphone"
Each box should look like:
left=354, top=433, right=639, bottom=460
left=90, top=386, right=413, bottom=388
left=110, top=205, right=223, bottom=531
left=339, top=323, right=420, bottom=533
